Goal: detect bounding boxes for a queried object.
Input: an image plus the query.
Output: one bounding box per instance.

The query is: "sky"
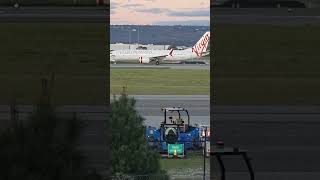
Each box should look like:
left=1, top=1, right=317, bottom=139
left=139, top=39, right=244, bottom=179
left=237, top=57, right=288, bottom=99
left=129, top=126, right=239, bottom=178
left=111, top=0, right=210, bottom=26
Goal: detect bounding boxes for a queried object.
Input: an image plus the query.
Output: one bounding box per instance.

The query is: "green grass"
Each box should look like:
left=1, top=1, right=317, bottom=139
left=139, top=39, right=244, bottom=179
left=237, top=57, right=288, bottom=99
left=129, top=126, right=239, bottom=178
left=160, top=152, right=209, bottom=170
left=0, top=23, right=107, bottom=105
left=110, top=55, right=211, bottom=64
left=213, top=24, right=320, bottom=105
left=3, top=23, right=320, bottom=104
left=111, top=69, right=210, bottom=95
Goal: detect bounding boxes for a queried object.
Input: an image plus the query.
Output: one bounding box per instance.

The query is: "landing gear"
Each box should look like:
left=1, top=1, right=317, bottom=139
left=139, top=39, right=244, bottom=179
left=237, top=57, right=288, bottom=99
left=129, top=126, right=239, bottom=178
left=156, top=61, right=160, bottom=65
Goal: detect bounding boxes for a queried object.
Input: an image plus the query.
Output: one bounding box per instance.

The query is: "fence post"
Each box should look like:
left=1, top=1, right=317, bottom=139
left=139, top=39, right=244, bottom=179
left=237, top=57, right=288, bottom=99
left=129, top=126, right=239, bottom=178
left=10, top=98, right=17, bottom=128
left=73, top=112, right=77, bottom=121
left=203, top=127, right=207, bottom=180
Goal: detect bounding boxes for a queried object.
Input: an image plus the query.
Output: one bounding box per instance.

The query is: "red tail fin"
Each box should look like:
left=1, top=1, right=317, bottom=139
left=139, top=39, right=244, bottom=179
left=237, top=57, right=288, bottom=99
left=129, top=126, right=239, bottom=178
left=169, top=48, right=174, bottom=57
left=192, top=31, right=210, bottom=58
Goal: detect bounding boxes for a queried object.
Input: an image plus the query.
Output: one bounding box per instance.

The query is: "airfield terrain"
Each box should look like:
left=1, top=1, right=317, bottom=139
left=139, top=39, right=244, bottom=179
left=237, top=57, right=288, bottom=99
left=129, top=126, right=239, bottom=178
left=0, top=19, right=108, bottom=174
left=0, top=23, right=107, bottom=105
left=212, top=11, right=320, bottom=180
left=1, top=6, right=320, bottom=179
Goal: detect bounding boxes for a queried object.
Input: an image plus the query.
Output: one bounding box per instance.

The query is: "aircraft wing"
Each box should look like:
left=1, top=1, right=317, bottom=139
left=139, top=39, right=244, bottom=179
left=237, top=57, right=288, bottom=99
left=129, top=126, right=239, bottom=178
left=202, top=50, right=210, bottom=57
left=149, top=55, right=168, bottom=62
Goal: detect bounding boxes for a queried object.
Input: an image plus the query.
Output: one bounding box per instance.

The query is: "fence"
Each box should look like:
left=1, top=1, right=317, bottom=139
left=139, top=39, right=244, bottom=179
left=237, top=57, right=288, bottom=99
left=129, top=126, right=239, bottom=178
left=0, top=104, right=109, bottom=174
left=0, top=104, right=108, bottom=122
left=112, top=174, right=211, bottom=180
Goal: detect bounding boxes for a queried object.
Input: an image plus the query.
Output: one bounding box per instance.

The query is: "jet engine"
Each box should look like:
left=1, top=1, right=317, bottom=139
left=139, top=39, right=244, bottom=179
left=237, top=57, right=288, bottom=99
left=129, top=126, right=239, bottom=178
left=165, top=127, right=178, bottom=144
left=139, top=56, right=150, bottom=64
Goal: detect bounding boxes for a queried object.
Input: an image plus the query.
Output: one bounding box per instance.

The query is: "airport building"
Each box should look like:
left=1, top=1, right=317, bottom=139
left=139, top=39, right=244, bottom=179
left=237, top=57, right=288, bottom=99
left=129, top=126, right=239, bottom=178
left=111, top=43, right=172, bottom=50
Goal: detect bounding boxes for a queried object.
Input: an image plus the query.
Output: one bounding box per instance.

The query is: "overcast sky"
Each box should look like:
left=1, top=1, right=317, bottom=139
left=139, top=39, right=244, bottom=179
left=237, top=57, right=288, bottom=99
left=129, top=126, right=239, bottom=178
left=111, top=0, right=210, bottom=26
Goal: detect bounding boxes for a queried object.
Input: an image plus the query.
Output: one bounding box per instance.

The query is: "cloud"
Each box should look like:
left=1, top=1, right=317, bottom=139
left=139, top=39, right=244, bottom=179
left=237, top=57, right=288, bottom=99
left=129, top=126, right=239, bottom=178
left=153, top=20, right=210, bottom=26
left=133, top=7, right=209, bottom=17
left=110, top=2, right=119, bottom=9
left=167, top=9, right=210, bottom=17
left=133, top=8, right=209, bottom=17
left=121, top=3, right=144, bottom=8
left=110, top=2, right=120, bottom=14
left=111, top=0, right=210, bottom=25
left=135, top=8, right=167, bottom=14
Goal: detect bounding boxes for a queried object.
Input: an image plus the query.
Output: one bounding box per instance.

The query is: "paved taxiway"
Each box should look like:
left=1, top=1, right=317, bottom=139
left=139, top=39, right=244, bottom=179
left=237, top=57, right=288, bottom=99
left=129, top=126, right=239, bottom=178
left=115, top=95, right=320, bottom=179
left=114, top=95, right=210, bottom=127
left=133, top=95, right=209, bottom=127
left=1, top=7, right=320, bottom=24
left=0, top=7, right=106, bottom=22
left=212, top=105, right=320, bottom=180
left=212, top=8, right=320, bottom=24
left=110, top=64, right=210, bottom=70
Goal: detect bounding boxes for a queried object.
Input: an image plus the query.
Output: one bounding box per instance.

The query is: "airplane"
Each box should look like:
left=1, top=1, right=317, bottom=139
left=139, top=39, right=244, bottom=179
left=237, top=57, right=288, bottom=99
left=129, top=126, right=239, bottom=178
left=110, top=31, right=210, bottom=65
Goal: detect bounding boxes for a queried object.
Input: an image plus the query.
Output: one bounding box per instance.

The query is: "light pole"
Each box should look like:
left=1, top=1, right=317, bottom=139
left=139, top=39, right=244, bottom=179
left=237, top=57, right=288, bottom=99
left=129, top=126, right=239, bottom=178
left=129, top=29, right=137, bottom=49
left=132, top=28, right=136, bottom=45
left=130, top=29, right=137, bottom=49
left=137, top=26, right=140, bottom=46
left=128, top=30, right=131, bottom=49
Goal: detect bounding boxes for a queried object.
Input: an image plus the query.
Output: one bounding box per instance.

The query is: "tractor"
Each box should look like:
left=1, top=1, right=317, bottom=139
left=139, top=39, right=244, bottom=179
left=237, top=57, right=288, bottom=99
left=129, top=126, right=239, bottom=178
left=145, top=107, right=209, bottom=157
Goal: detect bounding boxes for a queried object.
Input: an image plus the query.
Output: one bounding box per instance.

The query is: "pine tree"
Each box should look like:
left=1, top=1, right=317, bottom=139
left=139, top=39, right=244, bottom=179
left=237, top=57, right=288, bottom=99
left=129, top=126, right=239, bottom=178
left=111, top=91, right=161, bottom=175
left=0, top=76, right=86, bottom=180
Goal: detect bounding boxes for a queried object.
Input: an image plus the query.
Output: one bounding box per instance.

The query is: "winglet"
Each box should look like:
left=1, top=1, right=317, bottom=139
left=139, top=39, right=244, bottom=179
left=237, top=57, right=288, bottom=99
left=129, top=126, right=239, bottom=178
left=169, top=48, right=174, bottom=57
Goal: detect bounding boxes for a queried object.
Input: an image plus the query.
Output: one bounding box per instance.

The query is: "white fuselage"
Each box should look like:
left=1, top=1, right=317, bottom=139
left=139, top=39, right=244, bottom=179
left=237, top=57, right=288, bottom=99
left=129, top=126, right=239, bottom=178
left=110, top=31, right=210, bottom=64
left=110, top=49, right=170, bottom=61
left=110, top=48, right=207, bottom=63
left=166, top=48, right=206, bottom=61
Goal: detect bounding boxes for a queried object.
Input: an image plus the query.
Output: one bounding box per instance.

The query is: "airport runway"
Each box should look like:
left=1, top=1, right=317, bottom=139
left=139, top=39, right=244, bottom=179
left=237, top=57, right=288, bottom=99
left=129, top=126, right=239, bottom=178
left=126, top=95, right=210, bottom=127
left=110, top=64, right=210, bottom=70
left=212, top=105, right=320, bottom=180
left=1, top=6, right=320, bottom=24
left=111, top=95, right=320, bottom=179
left=0, top=7, right=106, bottom=22
left=212, top=8, right=320, bottom=24
left=2, top=99, right=320, bottom=179
left=112, top=94, right=320, bottom=179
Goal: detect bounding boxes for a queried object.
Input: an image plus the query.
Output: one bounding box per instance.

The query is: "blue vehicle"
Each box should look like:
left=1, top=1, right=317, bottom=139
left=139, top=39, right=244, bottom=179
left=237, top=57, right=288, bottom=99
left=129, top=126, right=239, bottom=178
left=145, top=107, right=206, bottom=155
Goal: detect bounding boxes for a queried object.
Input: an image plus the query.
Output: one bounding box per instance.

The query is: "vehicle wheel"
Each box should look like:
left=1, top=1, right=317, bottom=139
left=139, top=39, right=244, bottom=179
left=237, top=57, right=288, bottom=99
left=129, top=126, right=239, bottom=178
left=192, top=138, right=200, bottom=149
left=192, top=138, right=197, bottom=150
left=156, top=61, right=160, bottom=65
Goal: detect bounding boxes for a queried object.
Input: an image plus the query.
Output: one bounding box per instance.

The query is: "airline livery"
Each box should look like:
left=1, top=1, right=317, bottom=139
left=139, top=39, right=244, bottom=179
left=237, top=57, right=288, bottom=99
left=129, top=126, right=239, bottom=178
left=110, top=31, right=210, bottom=65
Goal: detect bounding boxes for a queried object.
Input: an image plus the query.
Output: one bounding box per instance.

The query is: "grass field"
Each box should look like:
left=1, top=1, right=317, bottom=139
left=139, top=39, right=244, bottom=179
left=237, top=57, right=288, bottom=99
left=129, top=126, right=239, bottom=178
left=2, top=23, right=320, bottom=104
left=213, top=24, right=320, bottom=105
left=0, top=23, right=107, bottom=105
left=110, top=69, right=210, bottom=95
left=160, top=151, right=210, bottom=177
